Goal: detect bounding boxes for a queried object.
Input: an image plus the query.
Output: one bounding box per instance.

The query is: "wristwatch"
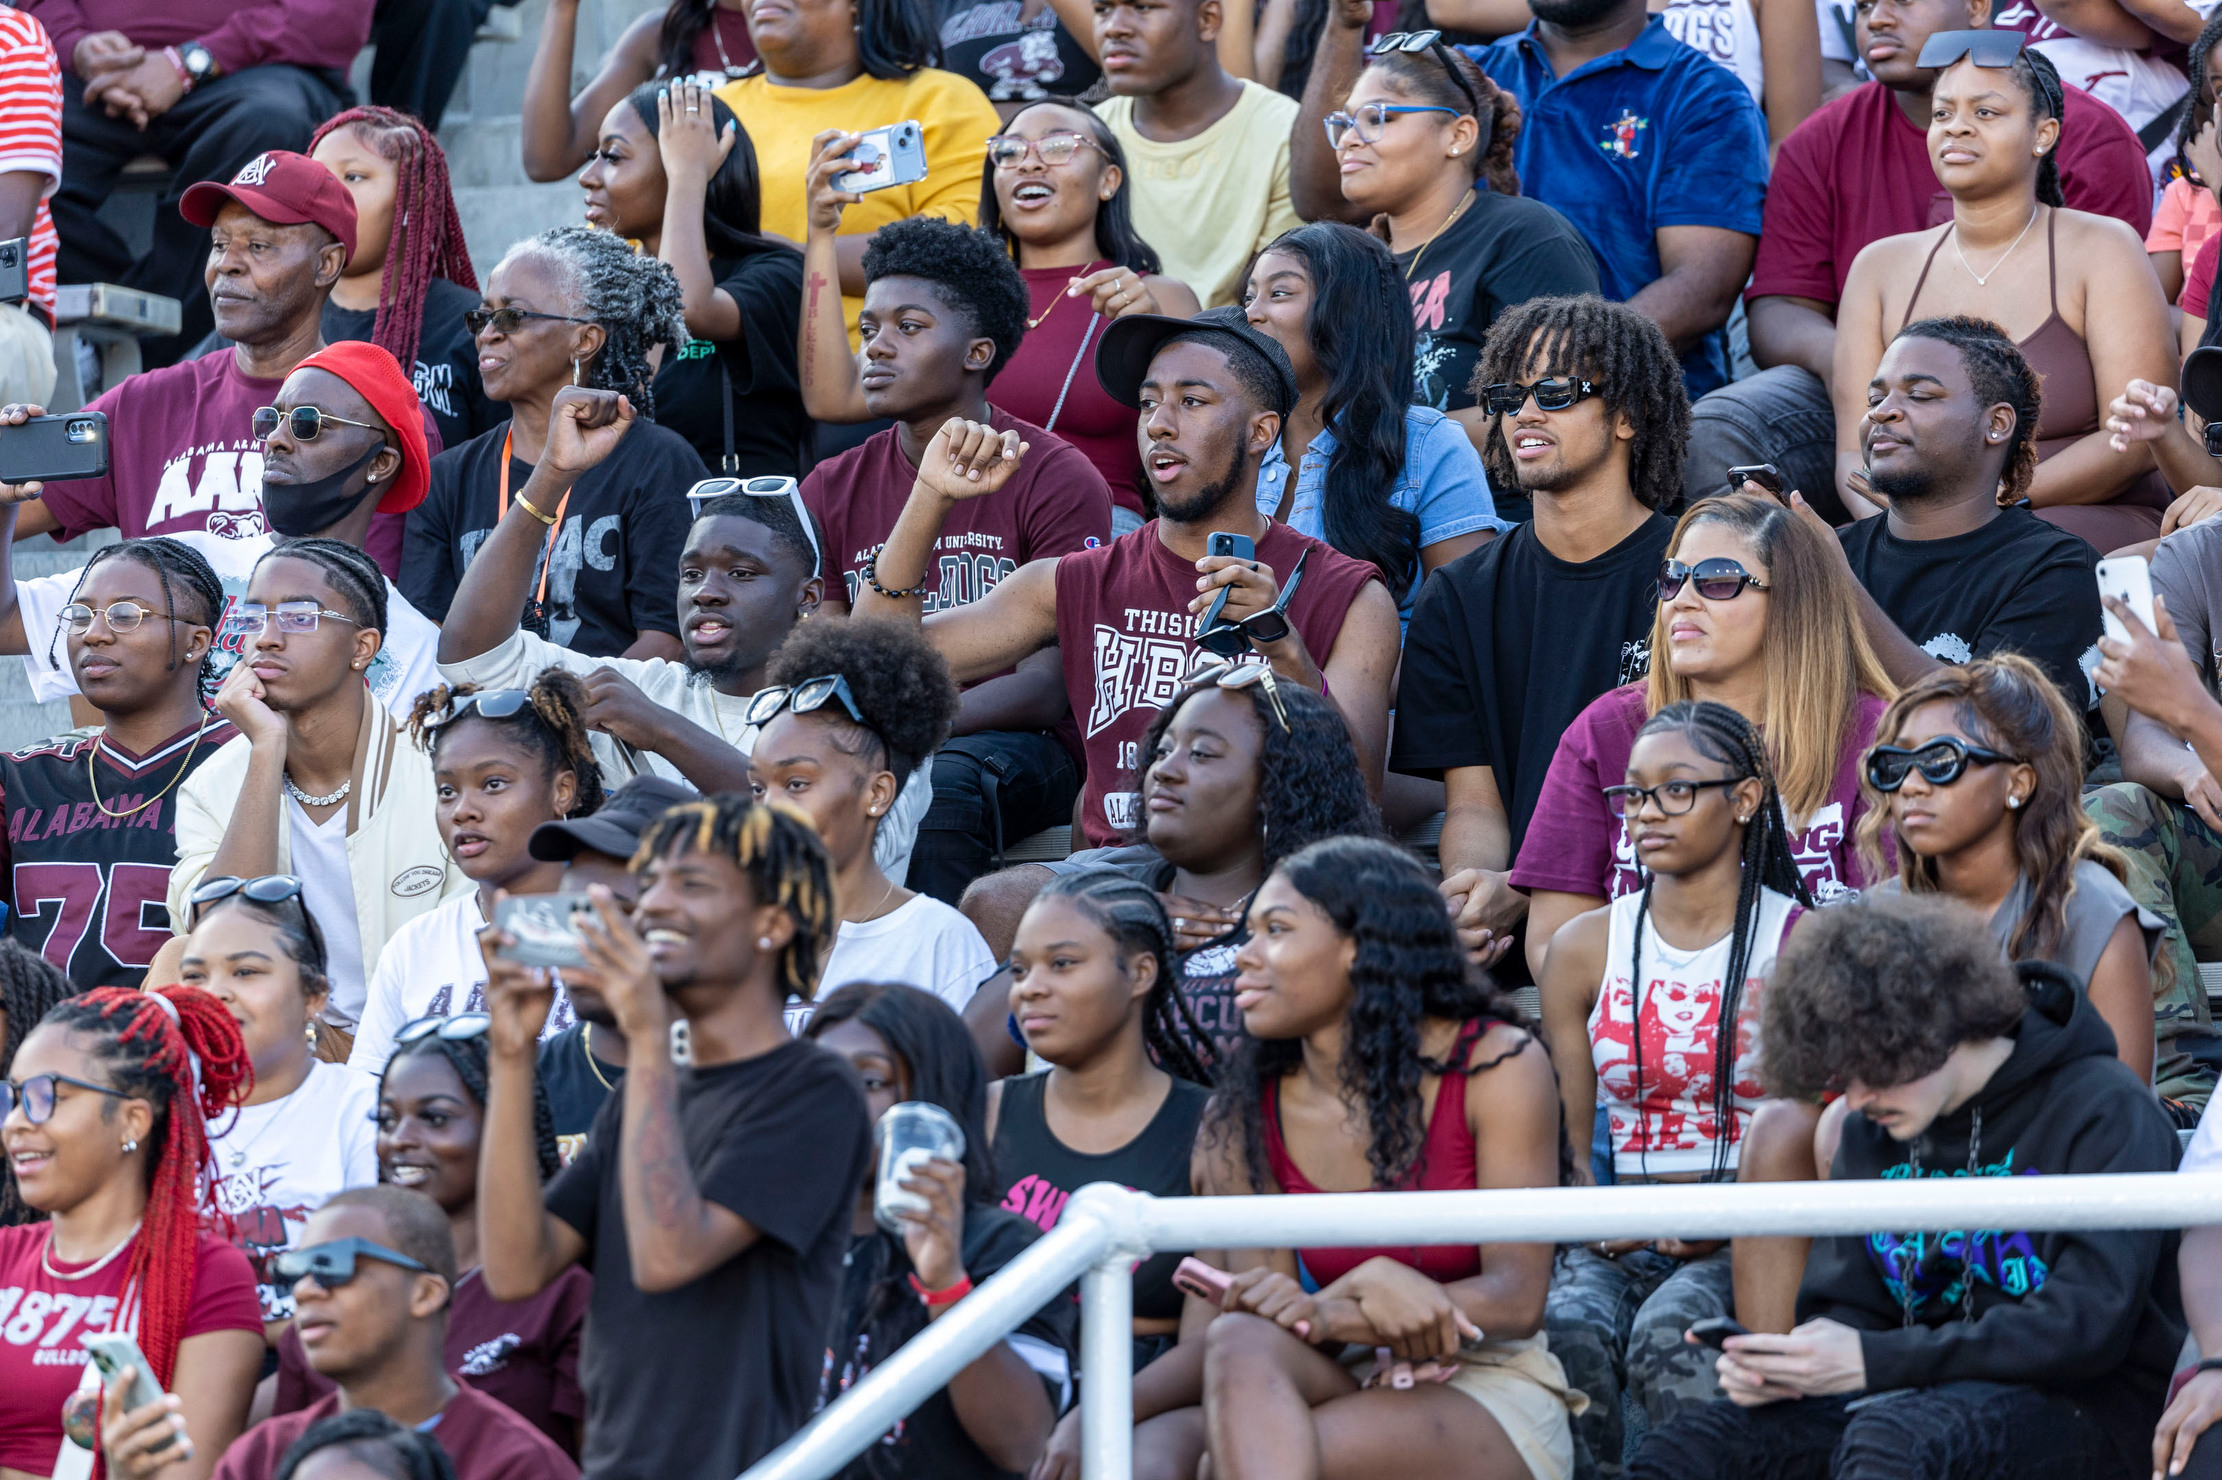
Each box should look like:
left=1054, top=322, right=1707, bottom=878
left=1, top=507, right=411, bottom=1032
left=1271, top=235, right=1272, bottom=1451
left=171, top=41, right=219, bottom=90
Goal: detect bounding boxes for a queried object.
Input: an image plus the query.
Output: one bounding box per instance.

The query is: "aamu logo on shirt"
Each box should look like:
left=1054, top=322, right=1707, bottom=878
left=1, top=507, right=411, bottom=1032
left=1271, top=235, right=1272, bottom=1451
left=146, top=440, right=266, bottom=536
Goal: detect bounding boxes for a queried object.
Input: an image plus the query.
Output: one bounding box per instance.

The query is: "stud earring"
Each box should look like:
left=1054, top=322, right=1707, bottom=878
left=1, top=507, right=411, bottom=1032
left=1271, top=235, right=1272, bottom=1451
left=2007, top=796, right=2022, bottom=809
left=121, top=1138, right=138, bottom=1155
left=758, top=936, right=774, bottom=949
left=1736, top=814, right=1751, bottom=824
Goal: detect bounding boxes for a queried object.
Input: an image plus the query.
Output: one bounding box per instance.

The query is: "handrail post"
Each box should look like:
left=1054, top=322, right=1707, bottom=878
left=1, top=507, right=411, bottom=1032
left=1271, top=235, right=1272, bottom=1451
left=1080, top=1256, right=1135, bottom=1480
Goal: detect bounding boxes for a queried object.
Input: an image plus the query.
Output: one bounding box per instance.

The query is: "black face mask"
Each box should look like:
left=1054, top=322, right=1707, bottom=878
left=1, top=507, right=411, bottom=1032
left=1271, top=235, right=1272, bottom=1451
left=262, top=443, right=384, bottom=538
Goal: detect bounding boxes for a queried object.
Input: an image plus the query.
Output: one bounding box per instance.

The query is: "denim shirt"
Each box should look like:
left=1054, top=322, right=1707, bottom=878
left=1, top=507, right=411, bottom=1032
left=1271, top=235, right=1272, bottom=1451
left=1255, top=404, right=1507, bottom=626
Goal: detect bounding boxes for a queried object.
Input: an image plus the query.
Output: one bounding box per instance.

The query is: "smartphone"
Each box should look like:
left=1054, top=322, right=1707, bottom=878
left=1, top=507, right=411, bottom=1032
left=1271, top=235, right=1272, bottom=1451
left=835, top=121, right=927, bottom=194
left=1198, top=532, right=1255, bottom=635
left=1687, top=1316, right=1750, bottom=1350
left=81, top=1332, right=179, bottom=1452
left=1171, top=1257, right=1232, bottom=1302
left=493, top=892, right=597, bottom=970
left=0, top=237, right=28, bottom=306
left=0, top=411, right=108, bottom=485
left=2096, top=555, right=2159, bottom=644
left=1727, top=463, right=1785, bottom=502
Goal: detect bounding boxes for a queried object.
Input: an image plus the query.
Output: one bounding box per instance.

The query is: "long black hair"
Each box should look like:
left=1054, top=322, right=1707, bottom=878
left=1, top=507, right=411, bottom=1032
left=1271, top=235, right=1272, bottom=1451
left=977, top=98, right=1163, bottom=275
left=1031, top=871, right=1214, bottom=1085
left=624, top=81, right=791, bottom=262
left=0, top=940, right=72, bottom=1226
left=1999, top=49, right=2067, bottom=209
left=1206, top=837, right=1534, bottom=1195
left=1622, top=701, right=1813, bottom=1183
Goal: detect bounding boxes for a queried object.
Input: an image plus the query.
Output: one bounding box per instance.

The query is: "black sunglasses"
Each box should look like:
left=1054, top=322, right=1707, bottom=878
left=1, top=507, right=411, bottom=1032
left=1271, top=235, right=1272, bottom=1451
left=1658, top=557, right=1769, bottom=602
left=1, top=1072, right=128, bottom=1125
left=1195, top=549, right=1308, bottom=659
left=1865, top=736, right=2022, bottom=793
left=465, top=306, right=595, bottom=337
left=1368, top=29, right=1482, bottom=116
left=425, top=688, right=532, bottom=729
left=252, top=406, right=384, bottom=443
left=744, top=673, right=872, bottom=732
left=191, top=874, right=306, bottom=911
left=394, top=1012, right=492, bottom=1047
left=1915, top=28, right=2024, bottom=69
left=271, top=1237, right=432, bottom=1292
left=1482, top=377, right=1600, bottom=416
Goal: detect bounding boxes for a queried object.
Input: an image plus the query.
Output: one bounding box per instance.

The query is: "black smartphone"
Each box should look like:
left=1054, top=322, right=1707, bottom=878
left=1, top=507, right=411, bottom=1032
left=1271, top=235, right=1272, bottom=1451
left=0, top=237, right=28, bottom=306
left=1199, top=531, right=1255, bottom=634
left=0, top=411, right=107, bottom=484
left=1727, top=464, right=1785, bottom=502
left=1687, top=1316, right=1750, bottom=1350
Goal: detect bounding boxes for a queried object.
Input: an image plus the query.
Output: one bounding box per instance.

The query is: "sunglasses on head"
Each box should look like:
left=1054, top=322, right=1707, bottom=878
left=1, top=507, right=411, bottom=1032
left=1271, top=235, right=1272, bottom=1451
left=1482, top=377, right=1600, bottom=417
left=1658, top=557, right=1769, bottom=602
left=685, top=475, right=821, bottom=578
left=252, top=406, right=383, bottom=443
left=1368, top=29, right=1482, bottom=115
left=1864, top=736, right=2022, bottom=792
left=1183, top=655, right=1291, bottom=732
left=191, top=874, right=306, bottom=910
left=425, top=688, right=532, bottom=730
left=743, top=674, right=896, bottom=761
left=1915, top=28, right=2025, bottom=69
left=1194, top=549, right=1307, bottom=660
left=0, top=1072, right=127, bottom=1125
left=393, top=1013, right=492, bottom=1047
left=270, top=1237, right=432, bottom=1293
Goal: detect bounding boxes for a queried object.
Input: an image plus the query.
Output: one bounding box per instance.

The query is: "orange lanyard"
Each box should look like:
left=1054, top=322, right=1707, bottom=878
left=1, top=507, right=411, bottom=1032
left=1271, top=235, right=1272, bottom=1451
left=498, top=429, right=570, bottom=609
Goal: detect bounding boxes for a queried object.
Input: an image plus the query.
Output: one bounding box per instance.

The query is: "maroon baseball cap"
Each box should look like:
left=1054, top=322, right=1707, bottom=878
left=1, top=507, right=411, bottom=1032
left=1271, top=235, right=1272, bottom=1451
left=180, top=151, right=357, bottom=264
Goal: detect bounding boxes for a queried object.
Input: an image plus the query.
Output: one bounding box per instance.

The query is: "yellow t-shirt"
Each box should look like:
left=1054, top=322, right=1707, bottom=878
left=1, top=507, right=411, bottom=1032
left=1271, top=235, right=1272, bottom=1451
left=1095, top=80, right=1302, bottom=309
left=718, top=67, right=1001, bottom=335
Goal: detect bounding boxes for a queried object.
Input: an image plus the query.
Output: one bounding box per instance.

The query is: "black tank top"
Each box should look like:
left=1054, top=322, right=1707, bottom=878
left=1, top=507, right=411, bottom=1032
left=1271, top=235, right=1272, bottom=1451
left=990, top=1072, right=1209, bottom=1322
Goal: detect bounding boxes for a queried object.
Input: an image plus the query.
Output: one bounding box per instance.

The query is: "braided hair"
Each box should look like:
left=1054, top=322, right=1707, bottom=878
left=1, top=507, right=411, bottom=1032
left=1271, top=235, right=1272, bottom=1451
left=977, top=99, right=1165, bottom=275
left=50, top=537, right=227, bottom=707
left=407, top=667, right=607, bottom=820
left=1365, top=45, right=1522, bottom=195
left=37, top=987, right=253, bottom=1387
left=497, top=226, right=689, bottom=419
left=1893, top=315, right=2044, bottom=505
left=1620, top=701, right=1812, bottom=1184
left=1472, top=295, right=1689, bottom=509
left=274, top=1407, right=459, bottom=1480
left=0, top=940, right=72, bottom=1226
left=307, top=107, right=477, bottom=372
left=632, top=796, right=839, bottom=1000
left=382, top=1029, right=561, bottom=1183
left=257, top=537, right=389, bottom=636
left=1030, top=871, right=1214, bottom=1085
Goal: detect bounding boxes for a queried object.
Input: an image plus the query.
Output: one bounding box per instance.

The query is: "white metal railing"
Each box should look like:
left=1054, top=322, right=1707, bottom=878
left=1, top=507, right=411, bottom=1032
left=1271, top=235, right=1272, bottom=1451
left=742, top=1174, right=2222, bottom=1480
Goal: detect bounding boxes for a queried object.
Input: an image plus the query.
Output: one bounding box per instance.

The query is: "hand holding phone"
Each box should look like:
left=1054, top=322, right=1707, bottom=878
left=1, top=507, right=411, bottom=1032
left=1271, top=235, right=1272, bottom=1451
left=2096, top=555, right=2158, bottom=644
left=1197, top=532, right=1255, bottom=635
left=835, top=120, right=927, bottom=193
left=1687, top=1315, right=1750, bottom=1350
left=1172, top=1258, right=1312, bottom=1337
left=0, top=410, right=107, bottom=486
left=493, top=892, right=597, bottom=970
left=83, top=1331, right=188, bottom=1464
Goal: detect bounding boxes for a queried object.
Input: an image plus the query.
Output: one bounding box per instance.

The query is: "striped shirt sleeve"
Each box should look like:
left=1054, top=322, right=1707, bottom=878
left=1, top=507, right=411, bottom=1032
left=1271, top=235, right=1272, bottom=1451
left=0, top=11, right=63, bottom=316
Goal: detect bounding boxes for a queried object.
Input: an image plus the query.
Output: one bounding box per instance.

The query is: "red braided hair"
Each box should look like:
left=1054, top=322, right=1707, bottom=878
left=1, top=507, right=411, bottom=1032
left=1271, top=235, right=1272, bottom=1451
left=45, top=987, right=252, bottom=1388
left=308, top=107, right=478, bottom=373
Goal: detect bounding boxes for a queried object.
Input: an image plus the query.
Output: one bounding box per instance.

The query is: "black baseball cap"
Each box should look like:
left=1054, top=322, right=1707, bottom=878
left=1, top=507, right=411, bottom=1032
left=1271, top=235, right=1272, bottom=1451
left=529, top=776, right=701, bottom=863
left=1094, top=306, right=1298, bottom=417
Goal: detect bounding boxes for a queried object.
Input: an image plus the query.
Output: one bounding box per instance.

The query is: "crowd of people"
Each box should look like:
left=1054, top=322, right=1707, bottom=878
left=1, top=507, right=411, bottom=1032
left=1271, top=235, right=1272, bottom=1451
left=5, top=0, right=2222, bottom=1478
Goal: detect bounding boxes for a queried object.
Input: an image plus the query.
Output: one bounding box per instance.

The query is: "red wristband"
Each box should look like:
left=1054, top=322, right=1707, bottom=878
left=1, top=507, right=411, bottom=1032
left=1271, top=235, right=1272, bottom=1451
left=909, top=1272, right=972, bottom=1307
left=163, top=47, right=192, bottom=90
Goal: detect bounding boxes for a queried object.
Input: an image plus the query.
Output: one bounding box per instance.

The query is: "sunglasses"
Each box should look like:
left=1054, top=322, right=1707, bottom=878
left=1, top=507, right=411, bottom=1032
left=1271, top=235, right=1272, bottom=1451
left=1657, top=557, right=1770, bottom=602
left=686, top=475, right=821, bottom=578
left=192, top=874, right=307, bottom=910
left=1482, top=377, right=1600, bottom=417
left=220, top=601, right=362, bottom=638
left=1602, top=777, right=1743, bottom=818
left=1183, top=656, right=1291, bottom=732
left=424, top=688, right=532, bottom=730
left=394, top=1012, right=492, bottom=1047
left=1368, top=29, right=1482, bottom=115
left=1915, top=28, right=2025, bottom=68
left=465, top=306, right=595, bottom=337
left=271, top=1236, right=432, bottom=1293
left=986, top=131, right=1097, bottom=169
left=0, top=1071, right=128, bottom=1125
left=1865, top=736, right=2022, bottom=792
left=252, top=406, right=383, bottom=443
left=1324, top=102, right=1461, bottom=149
left=1195, top=549, right=1307, bottom=659
left=59, top=600, right=193, bottom=637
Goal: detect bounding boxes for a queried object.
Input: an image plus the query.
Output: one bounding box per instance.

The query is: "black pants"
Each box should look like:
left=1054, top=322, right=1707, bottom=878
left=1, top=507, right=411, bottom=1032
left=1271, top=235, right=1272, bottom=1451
left=54, top=66, right=346, bottom=365
left=1627, top=1383, right=2129, bottom=1480
left=369, top=0, right=499, bottom=131
left=908, top=730, right=1081, bottom=906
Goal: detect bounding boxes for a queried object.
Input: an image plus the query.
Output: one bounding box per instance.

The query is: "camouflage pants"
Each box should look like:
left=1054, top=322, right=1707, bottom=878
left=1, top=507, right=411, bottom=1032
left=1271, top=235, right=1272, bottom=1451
left=1546, top=1245, right=1733, bottom=1479
left=2081, top=782, right=2221, bottom=1109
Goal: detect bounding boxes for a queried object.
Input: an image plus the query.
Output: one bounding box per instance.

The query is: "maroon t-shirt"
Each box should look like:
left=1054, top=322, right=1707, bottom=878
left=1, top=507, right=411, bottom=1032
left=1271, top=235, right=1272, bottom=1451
left=272, top=1266, right=592, bottom=1457
left=1747, top=81, right=2151, bottom=311
left=1054, top=520, right=1377, bottom=846
left=685, top=6, right=757, bottom=75
left=995, top=264, right=1145, bottom=517
left=215, top=1383, right=579, bottom=1480
left=37, top=351, right=431, bottom=576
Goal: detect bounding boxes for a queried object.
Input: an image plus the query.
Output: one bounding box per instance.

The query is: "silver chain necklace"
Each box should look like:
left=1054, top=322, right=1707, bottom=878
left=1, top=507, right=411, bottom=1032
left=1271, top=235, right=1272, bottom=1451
left=1951, top=208, right=2039, bottom=287
left=284, top=772, right=351, bottom=808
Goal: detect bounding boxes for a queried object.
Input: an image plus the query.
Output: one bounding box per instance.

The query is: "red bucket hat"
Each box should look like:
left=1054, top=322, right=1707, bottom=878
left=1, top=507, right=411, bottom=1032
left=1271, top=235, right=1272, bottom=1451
left=289, top=342, right=430, bottom=514
left=180, top=150, right=358, bottom=264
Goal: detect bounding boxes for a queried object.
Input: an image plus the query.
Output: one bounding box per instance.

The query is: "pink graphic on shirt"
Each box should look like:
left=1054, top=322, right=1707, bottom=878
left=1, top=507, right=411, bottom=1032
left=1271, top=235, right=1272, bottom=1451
left=1410, top=271, right=1451, bottom=331
left=1592, top=967, right=1764, bottom=1158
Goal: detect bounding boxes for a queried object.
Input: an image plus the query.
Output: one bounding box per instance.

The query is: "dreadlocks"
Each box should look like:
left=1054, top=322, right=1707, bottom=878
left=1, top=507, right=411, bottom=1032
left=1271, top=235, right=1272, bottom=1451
left=1622, top=701, right=1812, bottom=1183
left=0, top=940, right=72, bottom=1226
left=408, top=668, right=607, bottom=819
left=498, top=226, right=689, bottom=420
left=632, top=796, right=839, bottom=1001
left=382, top=1030, right=561, bottom=1183
left=308, top=107, right=476, bottom=373
left=39, top=987, right=253, bottom=1387
left=1470, top=294, right=1690, bottom=510
left=50, top=537, right=226, bottom=706
left=1032, top=872, right=1215, bottom=1086
left=1893, top=315, right=2045, bottom=506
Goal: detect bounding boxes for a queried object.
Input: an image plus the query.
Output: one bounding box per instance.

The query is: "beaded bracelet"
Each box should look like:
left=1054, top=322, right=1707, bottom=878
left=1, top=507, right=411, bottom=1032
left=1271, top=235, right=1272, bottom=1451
left=863, top=551, right=931, bottom=601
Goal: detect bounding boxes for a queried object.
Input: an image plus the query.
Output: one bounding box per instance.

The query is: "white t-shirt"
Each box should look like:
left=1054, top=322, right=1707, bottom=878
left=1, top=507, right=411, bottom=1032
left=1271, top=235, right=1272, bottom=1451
left=15, top=529, right=443, bottom=718
left=2184, top=1094, right=2222, bottom=1175
left=814, top=893, right=996, bottom=1019
left=288, top=797, right=369, bottom=1025
left=347, top=892, right=575, bottom=1077
left=204, top=1058, right=379, bottom=1321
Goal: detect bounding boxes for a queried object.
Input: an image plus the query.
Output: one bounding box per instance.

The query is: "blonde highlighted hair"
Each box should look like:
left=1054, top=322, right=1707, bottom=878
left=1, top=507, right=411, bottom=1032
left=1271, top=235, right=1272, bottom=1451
left=632, top=795, right=839, bottom=1002
left=1645, top=493, right=1893, bottom=823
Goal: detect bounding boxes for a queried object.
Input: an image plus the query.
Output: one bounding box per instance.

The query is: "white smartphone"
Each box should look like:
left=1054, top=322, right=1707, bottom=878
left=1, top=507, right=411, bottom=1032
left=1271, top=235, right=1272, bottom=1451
left=80, top=1331, right=178, bottom=1453
left=2097, top=555, right=2159, bottom=644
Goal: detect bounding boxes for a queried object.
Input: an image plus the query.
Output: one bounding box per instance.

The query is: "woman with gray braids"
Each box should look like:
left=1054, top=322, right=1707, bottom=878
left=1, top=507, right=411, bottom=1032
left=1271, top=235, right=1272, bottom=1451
left=402, top=225, right=708, bottom=660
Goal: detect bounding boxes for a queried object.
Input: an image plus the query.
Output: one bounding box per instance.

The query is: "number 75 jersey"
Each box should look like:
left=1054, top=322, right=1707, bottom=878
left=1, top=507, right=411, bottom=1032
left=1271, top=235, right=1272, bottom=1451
left=0, top=717, right=237, bottom=991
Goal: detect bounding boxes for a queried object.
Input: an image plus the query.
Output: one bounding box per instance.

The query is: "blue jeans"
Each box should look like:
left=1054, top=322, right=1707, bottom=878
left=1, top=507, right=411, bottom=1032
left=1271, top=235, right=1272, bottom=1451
left=1683, top=366, right=1843, bottom=521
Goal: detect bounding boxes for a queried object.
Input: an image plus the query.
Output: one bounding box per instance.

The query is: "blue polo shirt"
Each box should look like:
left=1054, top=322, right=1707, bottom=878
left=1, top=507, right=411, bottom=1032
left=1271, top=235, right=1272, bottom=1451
left=1464, top=18, right=1767, bottom=398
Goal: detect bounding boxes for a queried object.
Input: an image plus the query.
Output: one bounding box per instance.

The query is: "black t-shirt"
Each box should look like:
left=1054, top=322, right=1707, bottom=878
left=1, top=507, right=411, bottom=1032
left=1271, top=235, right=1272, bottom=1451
left=1837, top=507, right=2101, bottom=712
left=822, top=1208, right=1075, bottom=1480
left=649, top=248, right=810, bottom=479
left=1392, top=514, right=1672, bottom=855
left=544, top=1036, right=871, bottom=1480
left=1396, top=189, right=1603, bottom=415
left=937, top=0, right=1101, bottom=107
left=538, top=1023, right=625, bottom=1153
left=402, top=419, right=706, bottom=657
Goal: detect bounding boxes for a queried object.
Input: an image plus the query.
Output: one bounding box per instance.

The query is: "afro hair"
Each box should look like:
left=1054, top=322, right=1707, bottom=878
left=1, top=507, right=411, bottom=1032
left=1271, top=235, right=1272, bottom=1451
left=861, top=216, right=1031, bottom=382
left=762, top=617, right=959, bottom=787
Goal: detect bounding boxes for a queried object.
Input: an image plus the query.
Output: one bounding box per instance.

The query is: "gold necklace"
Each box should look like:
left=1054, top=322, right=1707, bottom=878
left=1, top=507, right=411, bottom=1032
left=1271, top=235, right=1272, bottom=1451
left=1027, top=291, right=1062, bottom=333
left=1402, top=188, right=1476, bottom=282
left=581, top=1024, right=616, bottom=1092
left=90, top=707, right=215, bottom=819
